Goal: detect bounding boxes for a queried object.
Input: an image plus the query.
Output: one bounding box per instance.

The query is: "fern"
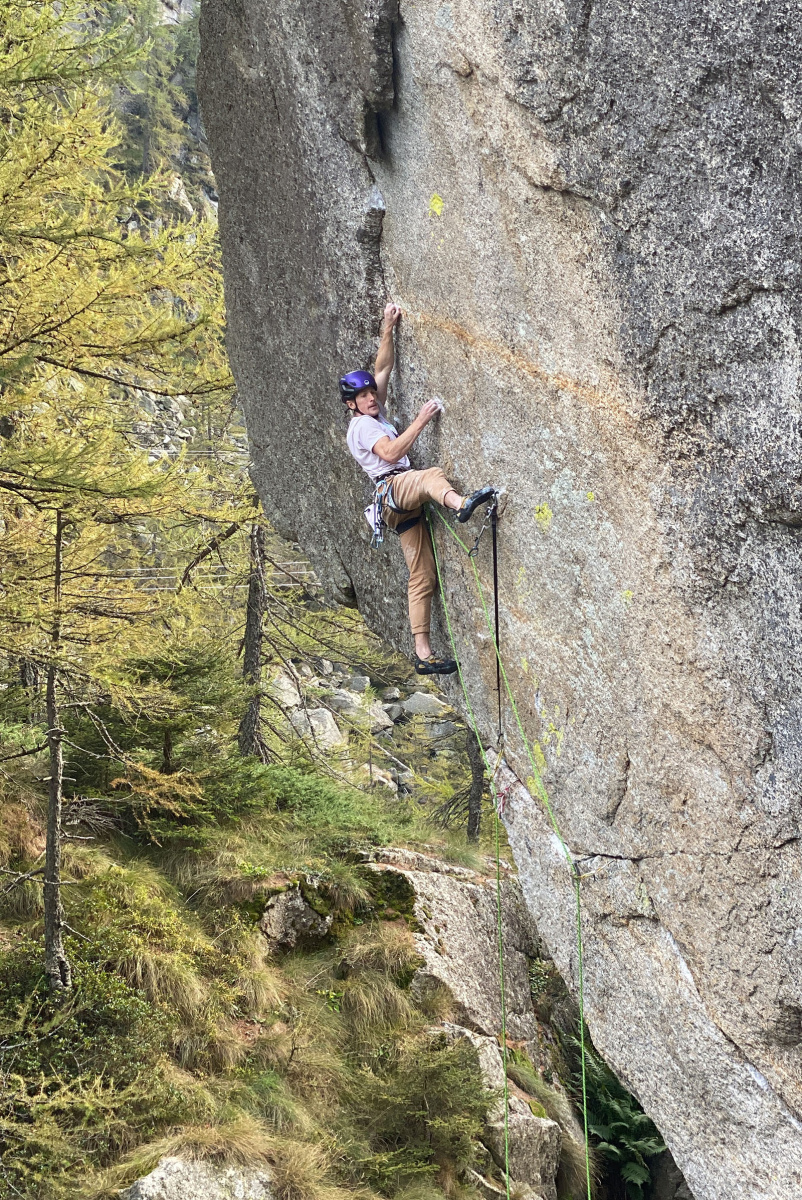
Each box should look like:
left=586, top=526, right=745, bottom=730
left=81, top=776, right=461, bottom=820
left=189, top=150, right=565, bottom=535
left=572, top=1032, right=665, bottom=1199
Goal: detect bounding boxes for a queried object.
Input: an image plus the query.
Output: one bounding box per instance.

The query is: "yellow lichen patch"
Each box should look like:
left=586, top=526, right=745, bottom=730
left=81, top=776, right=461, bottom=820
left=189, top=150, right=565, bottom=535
left=515, top=564, right=533, bottom=603
left=621, top=589, right=634, bottom=606
left=428, top=193, right=444, bottom=217
left=539, top=708, right=566, bottom=758
left=586, top=491, right=595, bottom=502
left=534, top=503, right=553, bottom=531
left=531, top=741, right=547, bottom=775
left=546, top=721, right=565, bottom=756
left=521, top=656, right=529, bottom=673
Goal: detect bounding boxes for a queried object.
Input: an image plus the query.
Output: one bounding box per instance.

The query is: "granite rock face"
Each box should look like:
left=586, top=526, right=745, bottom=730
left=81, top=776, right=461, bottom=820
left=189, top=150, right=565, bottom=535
left=365, top=849, right=563, bottom=1199
left=121, top=1156, right=274, bottom=1200
left=259, top=886, right=332, bottom=952
left=198, top=2, right=802, bottom=1195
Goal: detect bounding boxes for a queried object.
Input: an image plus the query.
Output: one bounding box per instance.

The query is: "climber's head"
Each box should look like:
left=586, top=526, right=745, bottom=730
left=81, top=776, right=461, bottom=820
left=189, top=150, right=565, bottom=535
left=339, top=370, right=379, bottom=417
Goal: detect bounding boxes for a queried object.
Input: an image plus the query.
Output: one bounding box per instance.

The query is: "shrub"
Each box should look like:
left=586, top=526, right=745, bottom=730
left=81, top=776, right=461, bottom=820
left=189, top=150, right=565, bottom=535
left=0, top=945, right=206, bottom=1196
left=348, top=1032, right=493, bottom=1193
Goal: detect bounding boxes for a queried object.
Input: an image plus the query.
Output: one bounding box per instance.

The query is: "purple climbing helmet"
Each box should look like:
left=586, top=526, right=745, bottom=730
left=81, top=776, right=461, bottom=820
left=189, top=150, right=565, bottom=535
left=339, top=370, right=377, bottom=404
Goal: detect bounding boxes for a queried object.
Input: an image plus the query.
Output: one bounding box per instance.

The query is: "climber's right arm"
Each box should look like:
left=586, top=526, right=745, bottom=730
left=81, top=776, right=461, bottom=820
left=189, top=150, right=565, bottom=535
left=374, top=303, right=401, bottom=410
left=373, top=400, right=442, bottom=463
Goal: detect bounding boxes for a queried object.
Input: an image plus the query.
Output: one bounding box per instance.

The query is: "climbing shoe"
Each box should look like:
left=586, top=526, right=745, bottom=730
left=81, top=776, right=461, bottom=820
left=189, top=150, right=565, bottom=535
left=413, top=654, right=458, bottom=676
left=457, top=485, right=497, bottom=523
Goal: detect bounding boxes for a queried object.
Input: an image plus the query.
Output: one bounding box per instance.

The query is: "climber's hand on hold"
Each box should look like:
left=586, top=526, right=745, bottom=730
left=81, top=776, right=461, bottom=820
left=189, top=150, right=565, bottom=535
left=373, top=398, right=443, bottom=463
left=375, top=302, right=402, bottom=407
left=384, top=302, right=402, bottom=328
left=417, top=398, right=443, bottom=425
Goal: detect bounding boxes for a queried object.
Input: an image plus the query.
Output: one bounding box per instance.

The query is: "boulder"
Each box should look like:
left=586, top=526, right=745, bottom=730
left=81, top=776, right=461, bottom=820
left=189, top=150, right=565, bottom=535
left=420, top=719, right=459, bottom=740
left=289, top=707, right=346, bottom=750
left=260, top=886, right=332, bottom=952
left=326, top=690, right=392, bottom=732
left=382, top=687, right=401, bottom=701
left=267, top=672, right=301, bottom=709
left=382, top=702, right=404, bottom=722
left=349, top=674, right=370, bottom=692
left=121, top=1156, right=274, bottom=1200
left=402, top=692, right=450, bottom=718
left=485, top=1095, right=561, bottom=1200
left=327, top=688, right=363, bottom=715
left=366, top=699, right=394, bottom=732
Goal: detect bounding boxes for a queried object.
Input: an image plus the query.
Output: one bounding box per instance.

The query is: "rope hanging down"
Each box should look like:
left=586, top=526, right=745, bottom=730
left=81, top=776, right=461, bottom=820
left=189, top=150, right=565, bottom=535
left=425, top=505, right=593, bottom=1200
left=491, top=505, right=502, bottom=741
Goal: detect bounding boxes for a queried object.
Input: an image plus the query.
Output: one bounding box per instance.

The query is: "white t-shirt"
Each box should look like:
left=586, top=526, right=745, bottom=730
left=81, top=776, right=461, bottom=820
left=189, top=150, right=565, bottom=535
left=346, top=413, right=411, bottom=481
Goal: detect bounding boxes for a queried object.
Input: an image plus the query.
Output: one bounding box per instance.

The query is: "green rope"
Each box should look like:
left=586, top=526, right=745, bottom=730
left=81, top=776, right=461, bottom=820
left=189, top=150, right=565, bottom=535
left=427, top=506, right=593, bottom=1200
left=427, top=513, right=511, bottom=1200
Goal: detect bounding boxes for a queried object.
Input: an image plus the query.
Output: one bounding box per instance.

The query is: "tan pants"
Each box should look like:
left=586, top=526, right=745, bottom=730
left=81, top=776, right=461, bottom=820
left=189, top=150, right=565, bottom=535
left=383, top=467, right=453, bottom=636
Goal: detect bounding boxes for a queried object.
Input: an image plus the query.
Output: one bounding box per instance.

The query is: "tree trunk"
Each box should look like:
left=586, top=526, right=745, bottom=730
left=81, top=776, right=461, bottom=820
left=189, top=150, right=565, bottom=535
left=142, top=102, right=151, bottom=177
left=44, top=511, right=71, bottom=992
left=161, top=728, right=174, bottom=774
left=19, top=657, right=42, bottom=722
left=238, top=524, right=268, bottom=758
left=466, top=729, right=484, bottom=843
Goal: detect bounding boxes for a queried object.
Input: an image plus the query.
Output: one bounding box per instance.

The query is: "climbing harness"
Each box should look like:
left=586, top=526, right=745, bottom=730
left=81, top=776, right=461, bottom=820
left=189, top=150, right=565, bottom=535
left=367, top=470, right=419, bottom=549
left=425, top=505, right=593, bottom=1200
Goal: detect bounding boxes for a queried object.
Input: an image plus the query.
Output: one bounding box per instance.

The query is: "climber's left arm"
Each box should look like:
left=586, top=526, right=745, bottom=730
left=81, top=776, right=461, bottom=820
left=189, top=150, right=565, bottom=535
left=374, top=302, right=402, bottom=412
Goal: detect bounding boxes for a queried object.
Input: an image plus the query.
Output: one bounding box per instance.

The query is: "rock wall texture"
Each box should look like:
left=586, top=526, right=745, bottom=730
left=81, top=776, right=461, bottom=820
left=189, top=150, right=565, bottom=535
left=197, top=2, right=802, bottom=1195
left=364, top=847, right=566, bottom=1200
left=121, top=1156, right=274, bottom=1199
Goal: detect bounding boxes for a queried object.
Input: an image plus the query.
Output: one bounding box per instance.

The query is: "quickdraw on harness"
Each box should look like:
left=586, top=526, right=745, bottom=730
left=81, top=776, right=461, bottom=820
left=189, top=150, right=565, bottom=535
left=369, top=470, right=421, bottom=550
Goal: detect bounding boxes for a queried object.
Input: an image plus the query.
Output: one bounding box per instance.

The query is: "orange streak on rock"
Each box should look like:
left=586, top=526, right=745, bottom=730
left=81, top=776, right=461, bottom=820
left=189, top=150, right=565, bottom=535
left=407, top=307, right=639, bottom=429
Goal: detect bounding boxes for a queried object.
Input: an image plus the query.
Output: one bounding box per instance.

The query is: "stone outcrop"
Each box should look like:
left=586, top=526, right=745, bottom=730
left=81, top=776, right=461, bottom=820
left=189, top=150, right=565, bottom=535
left=445, top=1024, right=562, bottom=1200
left=198, top=2, right=802, bottom=1195
left=121, top=1156, right=274, bottom=1200
left=364, top=848, right=563, bottom=1199
left=259, top=886, right=332, bottom=952
left=366, top=847, right=539, bottom=1040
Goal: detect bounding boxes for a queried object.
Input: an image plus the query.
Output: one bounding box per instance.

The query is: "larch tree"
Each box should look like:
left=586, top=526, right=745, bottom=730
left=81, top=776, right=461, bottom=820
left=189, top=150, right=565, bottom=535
left=0, top=0, right=250, bottom=989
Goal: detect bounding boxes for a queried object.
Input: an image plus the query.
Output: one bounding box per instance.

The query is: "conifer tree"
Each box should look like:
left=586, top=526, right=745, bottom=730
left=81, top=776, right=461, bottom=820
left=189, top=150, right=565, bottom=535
left=0, top=0, right=245, bottom=987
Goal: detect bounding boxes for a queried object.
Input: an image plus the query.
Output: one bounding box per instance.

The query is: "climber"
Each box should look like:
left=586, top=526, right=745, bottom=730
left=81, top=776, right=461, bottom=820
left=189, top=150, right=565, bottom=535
left=341, top=301, right=496, bottom=676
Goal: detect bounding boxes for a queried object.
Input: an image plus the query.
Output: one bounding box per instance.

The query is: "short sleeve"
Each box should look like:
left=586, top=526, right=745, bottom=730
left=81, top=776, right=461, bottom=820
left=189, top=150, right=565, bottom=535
left=354, top=416, right=391, bottom=452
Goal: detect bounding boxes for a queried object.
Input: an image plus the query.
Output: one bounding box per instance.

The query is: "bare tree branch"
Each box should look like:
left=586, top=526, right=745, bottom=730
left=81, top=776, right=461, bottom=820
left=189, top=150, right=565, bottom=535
left=179, top=521, right=241, bottom=589
left=0, top=742, right=47, bottom=762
